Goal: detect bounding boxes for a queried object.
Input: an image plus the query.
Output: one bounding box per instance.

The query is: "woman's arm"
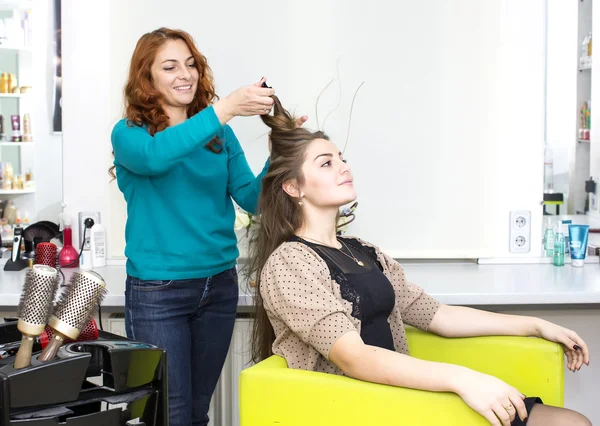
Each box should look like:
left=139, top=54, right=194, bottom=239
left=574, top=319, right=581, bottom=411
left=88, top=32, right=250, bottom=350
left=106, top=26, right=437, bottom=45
left=330, top=330, right=463, bottom=390
left=112, top=83, right=275, bottom=176
left=112, top=106, right=223, bottom=176
left=329, top=330, right=529, bottom=425
left=428, top=304, right=590, bottom=371
left=225, top=126, right=269, bottom=215
left=428, top=304, right=539, bottom=338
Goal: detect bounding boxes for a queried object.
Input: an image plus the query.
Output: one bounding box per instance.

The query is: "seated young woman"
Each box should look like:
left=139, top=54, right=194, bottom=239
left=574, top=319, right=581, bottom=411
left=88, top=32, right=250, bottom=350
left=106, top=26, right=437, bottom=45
left=247, top=95, right=591, bottom=426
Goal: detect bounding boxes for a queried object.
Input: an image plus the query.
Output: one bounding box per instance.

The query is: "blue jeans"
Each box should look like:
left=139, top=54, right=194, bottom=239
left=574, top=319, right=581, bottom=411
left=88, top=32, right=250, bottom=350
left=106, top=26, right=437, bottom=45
left=125, top=267, right=239, bottom=426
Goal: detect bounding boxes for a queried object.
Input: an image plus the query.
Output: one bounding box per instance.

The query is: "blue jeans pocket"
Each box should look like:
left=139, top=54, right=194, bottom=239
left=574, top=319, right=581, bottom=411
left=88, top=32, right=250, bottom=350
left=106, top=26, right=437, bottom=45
left=131, top=278, right=174, bottom=291
left=225, top=267, right=238, bottom=284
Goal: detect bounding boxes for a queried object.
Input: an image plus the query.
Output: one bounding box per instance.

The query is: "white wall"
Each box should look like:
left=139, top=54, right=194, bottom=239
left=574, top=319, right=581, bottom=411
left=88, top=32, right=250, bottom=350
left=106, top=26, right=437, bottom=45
left=32, top=0, right=63, bottom=222
left=61, top=0, right=553, bottom=260
left=485, top=0, right=546, bottom=260
left=61, top=0, right=113, bottom=247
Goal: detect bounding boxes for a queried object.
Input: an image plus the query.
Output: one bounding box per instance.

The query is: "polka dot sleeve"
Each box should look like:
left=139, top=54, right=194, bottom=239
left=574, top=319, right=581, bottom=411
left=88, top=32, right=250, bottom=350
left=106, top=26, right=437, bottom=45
left=260, top=243, right=358, bottom=359
left=380, top=252, right=441, bottom=331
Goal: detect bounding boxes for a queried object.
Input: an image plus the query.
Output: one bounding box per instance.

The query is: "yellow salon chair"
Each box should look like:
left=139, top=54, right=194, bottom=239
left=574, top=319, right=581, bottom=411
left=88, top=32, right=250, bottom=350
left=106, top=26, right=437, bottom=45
left=240, top=327, right=564, bottom=425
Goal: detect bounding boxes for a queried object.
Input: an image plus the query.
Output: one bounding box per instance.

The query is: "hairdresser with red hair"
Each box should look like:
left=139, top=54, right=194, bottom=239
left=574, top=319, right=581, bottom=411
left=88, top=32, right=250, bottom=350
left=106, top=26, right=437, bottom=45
left=110, top=28, right=305, bottom=426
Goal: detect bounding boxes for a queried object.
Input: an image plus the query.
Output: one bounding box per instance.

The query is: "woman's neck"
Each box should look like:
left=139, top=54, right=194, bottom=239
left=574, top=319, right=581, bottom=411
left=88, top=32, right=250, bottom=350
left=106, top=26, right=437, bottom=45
left=164, top=105, right=188, bottom=127
left=296, top=206, right=340, bottom=247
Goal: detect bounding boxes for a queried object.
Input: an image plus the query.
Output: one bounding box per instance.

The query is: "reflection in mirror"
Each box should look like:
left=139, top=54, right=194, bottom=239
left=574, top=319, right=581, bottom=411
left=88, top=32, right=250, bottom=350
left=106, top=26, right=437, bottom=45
left=544, top=0, right=596, bottom=217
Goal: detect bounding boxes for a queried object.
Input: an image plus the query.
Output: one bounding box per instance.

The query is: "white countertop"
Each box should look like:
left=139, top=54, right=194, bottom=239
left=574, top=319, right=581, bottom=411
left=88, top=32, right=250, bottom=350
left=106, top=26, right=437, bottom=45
left=1, top=260, right=599, bottom=308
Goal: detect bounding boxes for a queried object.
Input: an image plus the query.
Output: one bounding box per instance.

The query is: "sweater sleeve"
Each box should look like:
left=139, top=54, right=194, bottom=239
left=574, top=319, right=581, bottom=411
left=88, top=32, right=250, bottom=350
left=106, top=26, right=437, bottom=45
left=379, top=252, right=440, bottom=331
left=111, top=106, right=223, bottom=176
left=225, top=125, right=269, bottom=214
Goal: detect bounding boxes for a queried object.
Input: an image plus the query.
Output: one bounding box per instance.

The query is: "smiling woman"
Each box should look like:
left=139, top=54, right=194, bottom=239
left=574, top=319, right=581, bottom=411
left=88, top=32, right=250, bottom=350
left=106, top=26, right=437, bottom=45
left=107, top=27, right=293, bottom=426
left=151, top=40, right=200, bottom=119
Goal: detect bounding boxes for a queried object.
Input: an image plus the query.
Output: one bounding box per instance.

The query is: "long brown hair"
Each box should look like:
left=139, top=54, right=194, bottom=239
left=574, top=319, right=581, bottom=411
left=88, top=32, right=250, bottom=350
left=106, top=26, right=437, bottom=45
left=109, top=27, right=221, bottom=179
left=248, top=96, right=329, bottom=363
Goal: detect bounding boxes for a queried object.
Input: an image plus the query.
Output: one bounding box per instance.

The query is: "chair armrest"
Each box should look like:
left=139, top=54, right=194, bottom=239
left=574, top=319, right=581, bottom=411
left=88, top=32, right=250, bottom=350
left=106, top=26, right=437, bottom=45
left=406, top=327, right=564, bottom=407
left=240, top=356, right=489, bottom=426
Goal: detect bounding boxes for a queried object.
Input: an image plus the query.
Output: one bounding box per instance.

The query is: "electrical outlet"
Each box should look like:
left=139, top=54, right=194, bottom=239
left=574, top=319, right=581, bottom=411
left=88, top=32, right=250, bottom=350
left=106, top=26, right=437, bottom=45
left=78, top=211, right=101, bottom=250
left=509, top=210, right=531, bottom=253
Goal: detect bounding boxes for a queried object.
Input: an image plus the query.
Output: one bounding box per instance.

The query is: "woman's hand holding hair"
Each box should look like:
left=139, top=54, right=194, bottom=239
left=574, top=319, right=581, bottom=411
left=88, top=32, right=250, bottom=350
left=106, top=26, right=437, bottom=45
left=213, top=78, right=276, bottom=124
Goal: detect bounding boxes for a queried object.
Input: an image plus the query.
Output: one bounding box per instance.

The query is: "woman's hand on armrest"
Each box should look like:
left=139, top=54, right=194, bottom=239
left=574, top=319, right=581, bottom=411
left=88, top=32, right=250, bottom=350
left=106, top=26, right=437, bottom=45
left=329, top=331, right=528, bottom=426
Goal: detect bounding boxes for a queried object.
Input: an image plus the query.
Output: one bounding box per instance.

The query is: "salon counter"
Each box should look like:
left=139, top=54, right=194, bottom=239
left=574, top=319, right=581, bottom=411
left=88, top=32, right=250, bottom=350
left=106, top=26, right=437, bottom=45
left=1, top=259, right=599, bottom=308
left=1, top=259, right=599, bottom=422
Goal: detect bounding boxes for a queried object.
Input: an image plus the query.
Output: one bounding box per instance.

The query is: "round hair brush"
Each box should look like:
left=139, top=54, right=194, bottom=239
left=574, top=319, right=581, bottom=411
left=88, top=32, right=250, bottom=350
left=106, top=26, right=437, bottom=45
left=14, top=264, right=59, bottom=369
left=35, top=242, right=58, bottom=268
left=38, top=270, right=107, bottom=362
left=39, top=318, right=99, bottom=348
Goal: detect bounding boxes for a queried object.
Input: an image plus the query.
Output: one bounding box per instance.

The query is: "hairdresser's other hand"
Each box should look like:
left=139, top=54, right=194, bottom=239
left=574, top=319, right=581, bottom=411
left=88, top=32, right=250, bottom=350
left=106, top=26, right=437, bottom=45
left=534, top=319, right=589, bottom=371
left=213, top=78, right=275, bottom=124
left=454, top=369, right=527, bottom=426
left=295, top=115, right=308, bottom=128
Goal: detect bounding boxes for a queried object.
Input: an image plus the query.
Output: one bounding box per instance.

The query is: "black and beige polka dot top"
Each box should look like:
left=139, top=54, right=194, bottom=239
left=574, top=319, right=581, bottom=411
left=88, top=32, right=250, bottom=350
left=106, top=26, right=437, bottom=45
left=260, top=236, right=441, bottom=375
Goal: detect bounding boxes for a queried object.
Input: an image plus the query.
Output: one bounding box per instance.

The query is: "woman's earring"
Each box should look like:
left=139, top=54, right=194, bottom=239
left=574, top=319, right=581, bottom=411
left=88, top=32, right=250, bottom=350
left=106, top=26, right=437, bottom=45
left=298, top=201, right=304, bottom=206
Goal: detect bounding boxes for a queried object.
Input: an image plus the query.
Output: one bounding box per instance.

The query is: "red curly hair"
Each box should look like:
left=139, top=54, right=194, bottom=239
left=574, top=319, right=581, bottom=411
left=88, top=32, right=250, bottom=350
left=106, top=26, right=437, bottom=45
left=109, top=27, right=221, bottom=179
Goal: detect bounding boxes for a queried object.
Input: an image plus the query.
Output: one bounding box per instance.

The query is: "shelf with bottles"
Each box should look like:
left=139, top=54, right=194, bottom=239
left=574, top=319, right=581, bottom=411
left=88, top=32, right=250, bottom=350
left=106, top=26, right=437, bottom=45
left=0, top=188, right=33, bottom=195
left=0, top=92, right=28, bottom=97
left=0, top=113, right=33, bottom=143
left=0, top=1, right=32, bottom=12
left=0, top=44, right=30, bottom=52
left=0, top=141, right=31, bottom=146
left=0, top=162, right=34, bottom=195
left=578, top=101, right=591, bottom=142
left=0, top=72, right=32, bottom=96
left=0, top=4, right=32, bottom=48
left=579, top=32, right=592, bottom=72
left=0, top=4, right=33, bottom=97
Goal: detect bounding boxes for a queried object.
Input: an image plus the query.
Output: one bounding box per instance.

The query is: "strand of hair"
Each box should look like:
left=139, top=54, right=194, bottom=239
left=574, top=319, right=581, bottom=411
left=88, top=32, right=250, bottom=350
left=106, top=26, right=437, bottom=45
left=321, top=56, right=343, bottom=132
left=315, top=78, right=334, bottom=130
left=343, top=81, right=365, bottom=154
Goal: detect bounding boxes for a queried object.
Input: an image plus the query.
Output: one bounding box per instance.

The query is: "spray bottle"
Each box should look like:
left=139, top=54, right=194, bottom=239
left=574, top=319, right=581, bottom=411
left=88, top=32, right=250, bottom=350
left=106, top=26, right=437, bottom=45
left=58, top=212, right=79, bottom=268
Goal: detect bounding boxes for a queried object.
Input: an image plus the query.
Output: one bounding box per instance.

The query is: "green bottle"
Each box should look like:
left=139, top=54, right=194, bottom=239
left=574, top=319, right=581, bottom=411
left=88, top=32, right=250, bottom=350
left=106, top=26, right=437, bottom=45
left=543, top=218, right=555, bottom=257
left=553, top=226, right=565, bottom=267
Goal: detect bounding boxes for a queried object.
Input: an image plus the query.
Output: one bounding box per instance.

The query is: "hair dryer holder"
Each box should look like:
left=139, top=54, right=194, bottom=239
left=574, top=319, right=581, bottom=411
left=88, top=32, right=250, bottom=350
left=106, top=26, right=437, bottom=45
left=0, top=322, right=168, bottom=426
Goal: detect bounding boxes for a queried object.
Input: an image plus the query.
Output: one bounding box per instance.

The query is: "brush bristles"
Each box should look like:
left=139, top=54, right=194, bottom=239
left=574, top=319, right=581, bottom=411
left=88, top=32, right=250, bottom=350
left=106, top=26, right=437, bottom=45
left=16, top=265, right=59, bottom=330
left=51, top=271, right=107, bottom=332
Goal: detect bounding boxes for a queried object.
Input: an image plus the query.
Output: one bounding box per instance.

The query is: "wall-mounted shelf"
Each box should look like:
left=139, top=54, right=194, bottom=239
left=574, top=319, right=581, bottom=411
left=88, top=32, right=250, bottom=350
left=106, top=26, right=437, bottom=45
left=0, top=93, right=29, bottom=98
left=0, top=189, right=35, bottom=195
left=0, top=1, right=32, bottom=12
left=578, top=139, right=591, bottom=143
left=0, top=45, right=31, bottom=53
left=0, top=142, right=33, bottom=146
left=579, top=66, right=592, bottom=72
